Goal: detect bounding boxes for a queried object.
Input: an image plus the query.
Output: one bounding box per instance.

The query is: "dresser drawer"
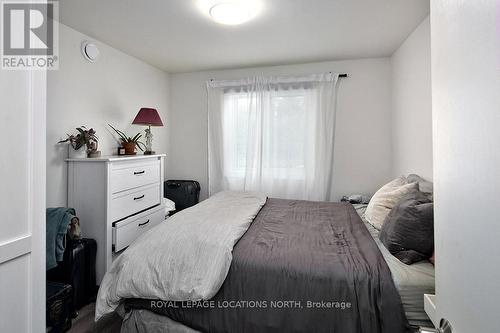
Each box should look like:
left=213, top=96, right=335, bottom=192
left=110, top=183, right=161, bottom=222
left=112, top=206, right=165, bottom=252
left=110, top=160, right=160, bottom=194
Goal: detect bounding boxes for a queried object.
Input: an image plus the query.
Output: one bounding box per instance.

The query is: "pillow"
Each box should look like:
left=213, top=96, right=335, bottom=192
left=364, top=177, right=419, bottom=230
left=407, top=174, right=433, bottom=194
left=379, top=191, right=434, bottom=265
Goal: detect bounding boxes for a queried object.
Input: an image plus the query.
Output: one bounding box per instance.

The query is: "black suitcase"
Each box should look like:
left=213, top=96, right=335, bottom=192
left=164, top=180, right=201, bottom=212
left=46, top=281, right=73, bottom=333
left=47, top=238, right=97, bottom=309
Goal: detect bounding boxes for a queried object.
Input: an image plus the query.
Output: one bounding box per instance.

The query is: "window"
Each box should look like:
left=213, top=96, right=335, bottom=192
left=222, top=88, right=310, bottom=180
left=208, top=74, right=339, bottom=200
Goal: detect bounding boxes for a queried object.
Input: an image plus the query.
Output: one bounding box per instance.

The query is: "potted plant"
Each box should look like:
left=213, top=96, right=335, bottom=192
left=108, top=124, right=146, bottom=155
left=59, top=126, right=100, bottom=158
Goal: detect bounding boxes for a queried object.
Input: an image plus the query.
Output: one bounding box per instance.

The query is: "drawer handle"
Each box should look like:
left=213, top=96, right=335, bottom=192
left=134, top=170, right=145, bottom=175
left=133, top=195, right=145, bottom=200
left=138, top=219, right=150, bottom=227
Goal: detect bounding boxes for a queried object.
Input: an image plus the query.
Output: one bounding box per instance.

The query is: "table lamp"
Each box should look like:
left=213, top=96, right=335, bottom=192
left=132, top=107, right=164, bottom=155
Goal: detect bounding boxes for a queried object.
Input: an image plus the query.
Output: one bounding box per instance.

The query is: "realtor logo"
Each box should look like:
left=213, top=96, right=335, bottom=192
left=1, top=0, right=59, bottom=69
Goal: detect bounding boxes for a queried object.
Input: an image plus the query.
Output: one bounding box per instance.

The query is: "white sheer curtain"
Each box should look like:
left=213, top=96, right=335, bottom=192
left=207, top=73, right=339, bottom=201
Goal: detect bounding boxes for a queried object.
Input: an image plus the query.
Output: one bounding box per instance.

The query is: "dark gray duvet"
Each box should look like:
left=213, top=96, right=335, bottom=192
left=124, top=199, right=409, bottom=333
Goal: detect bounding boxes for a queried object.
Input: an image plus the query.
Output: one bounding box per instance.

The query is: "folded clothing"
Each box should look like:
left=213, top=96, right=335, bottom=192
left=341, top=194, right=371, bottom=204
left=163, top=198, right=176, bottom=216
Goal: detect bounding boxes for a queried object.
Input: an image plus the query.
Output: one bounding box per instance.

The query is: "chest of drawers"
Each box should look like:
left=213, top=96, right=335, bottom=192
left=67, top=154, right=166, bottom=283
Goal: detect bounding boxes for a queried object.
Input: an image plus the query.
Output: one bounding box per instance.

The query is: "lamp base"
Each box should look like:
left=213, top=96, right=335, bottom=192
left=144, top=150, right=155, bottom=155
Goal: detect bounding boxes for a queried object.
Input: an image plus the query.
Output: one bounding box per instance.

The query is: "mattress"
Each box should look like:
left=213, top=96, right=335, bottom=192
left=353, top=204, right=435, bottom=326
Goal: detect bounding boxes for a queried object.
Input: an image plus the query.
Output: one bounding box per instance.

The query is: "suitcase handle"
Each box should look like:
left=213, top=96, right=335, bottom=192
left=134, top=170, right=145, bottom=175
left=167, top=183, right=181, bottom=188
left=138, top=219, right=150, bottom=227
left=133, top=195, right=145, bottom=200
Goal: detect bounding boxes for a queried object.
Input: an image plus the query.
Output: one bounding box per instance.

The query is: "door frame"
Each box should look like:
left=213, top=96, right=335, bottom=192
left=0, top=70, right=46, bottom=332
left=29, top=68, right=47, bottom=332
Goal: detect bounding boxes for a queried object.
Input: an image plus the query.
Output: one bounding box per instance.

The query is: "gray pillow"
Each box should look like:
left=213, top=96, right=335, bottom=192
left=379, top=191, right=434, bottom=265
left=407, top=174, right=433, bottom=194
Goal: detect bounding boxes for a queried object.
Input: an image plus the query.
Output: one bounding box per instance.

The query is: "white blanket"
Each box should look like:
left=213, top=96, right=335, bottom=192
left=95, top=191, right=267, bottom=320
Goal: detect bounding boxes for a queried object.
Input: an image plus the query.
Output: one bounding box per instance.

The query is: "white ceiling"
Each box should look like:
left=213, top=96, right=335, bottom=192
left=59, top=0, right=429, bottom=73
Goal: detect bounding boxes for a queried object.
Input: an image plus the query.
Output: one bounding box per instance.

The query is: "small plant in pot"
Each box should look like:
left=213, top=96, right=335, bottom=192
left=58, top=126, right=100, bottom=158
left=108, top=124, right=146, bottom=155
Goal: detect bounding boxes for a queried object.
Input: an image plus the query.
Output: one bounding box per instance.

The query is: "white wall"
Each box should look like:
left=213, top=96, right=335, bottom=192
left=47, top=24, right=170, bottom=207
left=431, top=1, right=500, bottom=332
left=168, top=59, right=393, bottom=200
left=391, top=16, right=432, bottom=180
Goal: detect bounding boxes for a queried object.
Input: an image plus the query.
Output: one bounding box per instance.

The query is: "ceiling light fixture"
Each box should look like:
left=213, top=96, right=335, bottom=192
left=209, top=1, right=258, bottom=25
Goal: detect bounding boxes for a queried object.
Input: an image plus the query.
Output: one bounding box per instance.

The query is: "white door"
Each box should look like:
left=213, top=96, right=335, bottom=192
left=0, top=54, right=46, bottom=333
left=431, top=1, right=500, bottom=332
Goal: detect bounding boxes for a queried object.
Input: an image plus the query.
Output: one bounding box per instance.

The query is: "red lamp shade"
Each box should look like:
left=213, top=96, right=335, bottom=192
left=132, top=108, right=164, bottom=126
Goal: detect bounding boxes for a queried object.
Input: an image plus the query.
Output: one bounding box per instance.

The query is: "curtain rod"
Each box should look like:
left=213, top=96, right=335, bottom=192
left=209, top=73, right=348, bottom=81
left=328, top=72, right=348, bottom=77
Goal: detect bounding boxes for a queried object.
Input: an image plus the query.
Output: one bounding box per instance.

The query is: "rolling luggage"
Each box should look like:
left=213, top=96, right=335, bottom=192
left=47, top=238, right=97, bottom=309
left=164, top=180, right=201, bottom=212
left=46, top=281, right=73, bottom=332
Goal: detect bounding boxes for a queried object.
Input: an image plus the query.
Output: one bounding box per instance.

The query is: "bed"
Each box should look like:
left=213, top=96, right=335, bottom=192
left=96, top=192, right=434, bottom=333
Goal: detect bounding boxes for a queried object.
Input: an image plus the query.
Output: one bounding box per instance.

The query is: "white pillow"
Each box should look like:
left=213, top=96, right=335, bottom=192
left=365, top=177, right=419, bottom=230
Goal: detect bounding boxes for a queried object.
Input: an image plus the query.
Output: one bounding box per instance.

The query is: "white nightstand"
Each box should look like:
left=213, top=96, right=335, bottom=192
left=67, top=154, right=166, bottom=284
